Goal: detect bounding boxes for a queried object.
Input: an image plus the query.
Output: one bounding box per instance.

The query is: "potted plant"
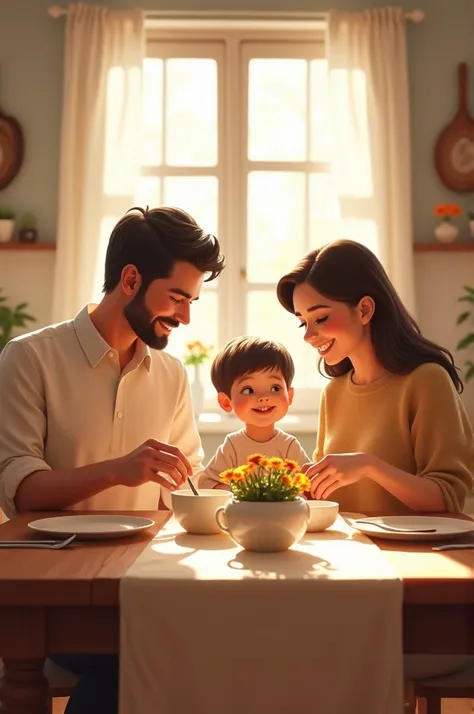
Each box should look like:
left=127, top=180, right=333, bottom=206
left=0, top=289, right=36, bottom=351
left=183, top=340, right=213, bottom=417
left=18, top=212, right=38, bottom=244
left=215, top=454, right=310, bottom=552
left=432, top=203, right=462, bottom=244
left=456, top=285, right=474, bottom=382
left=0, top=206, right=16, bottom=244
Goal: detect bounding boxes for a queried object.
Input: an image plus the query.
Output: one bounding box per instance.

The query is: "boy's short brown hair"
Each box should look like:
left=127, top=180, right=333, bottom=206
left=210, top=336, right=295, bottom=397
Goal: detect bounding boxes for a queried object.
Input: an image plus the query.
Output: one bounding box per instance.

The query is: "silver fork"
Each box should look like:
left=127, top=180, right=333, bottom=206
left=353, top=520, right=437, bottom=534
left=0, top=534, right=77, bottom=549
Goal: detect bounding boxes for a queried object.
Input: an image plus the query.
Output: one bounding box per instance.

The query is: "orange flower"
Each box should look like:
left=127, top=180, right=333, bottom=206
left=433, top=202, right=462, bottom=219
left=284, top=459, right=299, bottom=472
left=219, top=469, right=236, bottom=483
left=247, top=454, right=263, bottom=466
left=259, top=457, right=271, bottom=468
left=281, top=474, right=293, bottom=486
left=433, top=204, right=447, bottom=218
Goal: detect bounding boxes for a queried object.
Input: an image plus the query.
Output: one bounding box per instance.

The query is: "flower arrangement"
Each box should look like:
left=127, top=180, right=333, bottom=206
left=433, top=203, right=462, bottom=222
left=183, top=341, right=213, bottom=367
left=220, top=454, right=311, bottom=502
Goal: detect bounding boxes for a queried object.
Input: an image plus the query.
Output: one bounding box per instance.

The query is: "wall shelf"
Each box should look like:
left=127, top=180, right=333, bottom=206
left=0, top=242, right=56, bottom=251
left=414, top=243, right=474, bottom=252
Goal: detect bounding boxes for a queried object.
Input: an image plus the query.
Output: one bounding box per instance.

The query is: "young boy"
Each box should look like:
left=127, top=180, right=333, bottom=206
left=198, top=336, right=309, bottom=489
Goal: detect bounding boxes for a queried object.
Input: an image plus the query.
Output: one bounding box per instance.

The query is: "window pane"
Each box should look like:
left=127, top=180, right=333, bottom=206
left=135, top=177, right=161, bottom=208
left=164, top=176, right=218, bottom=237
left=165, top=290, right=218, bottom=399
left=246, top=290, right=324, bottom=390
left=165, top=59, right=218, bottom=166
left=247, top=172, right=305, bottom=283
left=310, top=59, right=331, bottom=162
left=104, top=67, right=142, bottom=196
left=142, top=59, right=163, bottom=166
left=248, top=59, right=307, bottom=161
left=309, top=173, right=342, bottom=247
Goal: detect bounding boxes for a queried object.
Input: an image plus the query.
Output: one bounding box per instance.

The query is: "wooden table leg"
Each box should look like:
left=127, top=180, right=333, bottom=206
left=0, top=659, right=49, bottom=714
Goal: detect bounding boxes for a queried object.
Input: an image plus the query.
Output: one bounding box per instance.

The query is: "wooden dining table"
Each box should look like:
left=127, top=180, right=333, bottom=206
left=0, top=510, right=473, bottom=714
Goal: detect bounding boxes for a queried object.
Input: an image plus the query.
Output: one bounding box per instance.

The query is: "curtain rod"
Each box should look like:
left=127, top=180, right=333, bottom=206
left=48, top=5, right=425, bottom=22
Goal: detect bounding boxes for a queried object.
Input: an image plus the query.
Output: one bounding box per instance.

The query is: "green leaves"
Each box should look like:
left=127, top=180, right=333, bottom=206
left=0, top=289, right=36, bottom=351
left=457, top=311, right=471, bottom=325
left=456, top=286, right=474, bottom=383
left=465, top=361, right=474, bottom=382
left=457, top=333, right=474, bottom=351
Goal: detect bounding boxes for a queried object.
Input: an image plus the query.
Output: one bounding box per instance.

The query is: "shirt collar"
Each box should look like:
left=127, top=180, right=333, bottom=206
left=74, top=305, right=152, bottom=371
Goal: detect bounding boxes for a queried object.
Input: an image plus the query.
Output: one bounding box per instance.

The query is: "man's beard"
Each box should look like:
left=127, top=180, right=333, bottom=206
left=123, top=290, right=179, bottom=350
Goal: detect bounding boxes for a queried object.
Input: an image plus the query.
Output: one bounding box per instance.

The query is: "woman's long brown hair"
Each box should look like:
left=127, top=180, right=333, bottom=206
left=276, top=240, right=463, bottom=393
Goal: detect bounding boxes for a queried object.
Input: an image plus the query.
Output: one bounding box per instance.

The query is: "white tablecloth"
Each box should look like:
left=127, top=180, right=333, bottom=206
left=120, top=515, right=403, bottom=714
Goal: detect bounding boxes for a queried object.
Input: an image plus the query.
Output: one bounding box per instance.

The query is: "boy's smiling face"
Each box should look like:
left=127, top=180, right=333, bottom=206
left=217, top=368, right=293, bottom=427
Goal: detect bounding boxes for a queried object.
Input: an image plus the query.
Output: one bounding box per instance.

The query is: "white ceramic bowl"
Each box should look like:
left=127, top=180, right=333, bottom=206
left=306, top=500, right=339, bottom=532
left=171, top=489, right=231, bottom=535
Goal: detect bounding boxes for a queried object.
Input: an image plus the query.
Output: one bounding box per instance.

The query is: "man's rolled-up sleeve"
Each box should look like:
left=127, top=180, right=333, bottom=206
left=0, top=341, right=51, bottom=518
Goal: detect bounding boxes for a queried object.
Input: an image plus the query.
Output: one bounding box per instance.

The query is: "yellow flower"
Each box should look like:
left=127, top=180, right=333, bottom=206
left=294, top=473, right=311, bottom=491
left=233, top=466, right=249, bottom=482
left=269, top=457, right=284, bottom=469
left=284, top=459, right=299, bottom=472
left=281, top=474, right=293, bottom=486
left=259, top=457, right=271, bottom=468
left=247, top=454, right=263, bottom=466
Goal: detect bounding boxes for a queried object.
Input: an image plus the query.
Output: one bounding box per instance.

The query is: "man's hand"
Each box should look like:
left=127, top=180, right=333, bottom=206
left=112, top=439, right=193, bottom=491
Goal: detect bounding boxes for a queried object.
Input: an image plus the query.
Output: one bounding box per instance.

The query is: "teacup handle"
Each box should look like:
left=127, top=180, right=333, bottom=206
left=215, top=507, right=229, bottom=532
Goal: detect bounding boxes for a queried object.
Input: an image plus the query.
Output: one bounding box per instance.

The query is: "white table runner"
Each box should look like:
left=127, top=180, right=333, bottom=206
left=120, top=515, right=403, bottom=714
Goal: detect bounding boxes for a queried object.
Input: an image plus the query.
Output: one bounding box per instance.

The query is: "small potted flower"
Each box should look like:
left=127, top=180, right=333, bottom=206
left=432, top=203, right=462, bottom=244
left=0, top=206, right=16, bottom=244
left=182, top=341, right=213, bottom=417
left=215, top=454, right=310, bottom=552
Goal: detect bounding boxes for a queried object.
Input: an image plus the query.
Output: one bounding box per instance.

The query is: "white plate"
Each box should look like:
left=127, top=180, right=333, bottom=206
left=28, top=515, right=155, bottom=540
left=352, top=516, right=474, bottom=541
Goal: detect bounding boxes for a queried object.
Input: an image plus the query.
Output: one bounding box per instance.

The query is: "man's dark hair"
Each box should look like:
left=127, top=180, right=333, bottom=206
left=103, top=206, right=225, bottom=293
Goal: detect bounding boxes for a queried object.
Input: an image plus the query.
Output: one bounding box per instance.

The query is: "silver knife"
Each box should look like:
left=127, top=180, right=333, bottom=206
left=432, top=543, right=474, bottom=552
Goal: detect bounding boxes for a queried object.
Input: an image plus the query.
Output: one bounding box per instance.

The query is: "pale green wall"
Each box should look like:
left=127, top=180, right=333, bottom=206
left=1, top=0, right=474, bottom=242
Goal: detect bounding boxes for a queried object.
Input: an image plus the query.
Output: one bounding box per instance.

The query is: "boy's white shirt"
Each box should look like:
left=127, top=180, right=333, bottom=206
left=197, top=428, right=310, bottom=489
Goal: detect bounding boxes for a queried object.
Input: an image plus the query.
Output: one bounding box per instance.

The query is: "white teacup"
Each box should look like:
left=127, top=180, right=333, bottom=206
left=171, top=489, right=231, bottom=535
left=306, top=500, right=339, bottom=532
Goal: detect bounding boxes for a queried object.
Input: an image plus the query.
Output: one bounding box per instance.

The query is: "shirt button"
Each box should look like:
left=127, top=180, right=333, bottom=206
left=108, top=351, right=114, bottom=358
left=117, top=411, right=123, bottom=419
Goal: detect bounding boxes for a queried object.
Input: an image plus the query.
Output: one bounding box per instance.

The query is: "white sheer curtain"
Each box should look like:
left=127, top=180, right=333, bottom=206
left=327, top=7, right=416, bottom=314
left=52, top=3, right=145, bottom=323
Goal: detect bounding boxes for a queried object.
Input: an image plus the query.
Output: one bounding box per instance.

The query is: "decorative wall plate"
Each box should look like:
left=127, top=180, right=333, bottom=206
left=434, top=63, right=474, bottom=192
left=0, top=109, right=24, bottom=189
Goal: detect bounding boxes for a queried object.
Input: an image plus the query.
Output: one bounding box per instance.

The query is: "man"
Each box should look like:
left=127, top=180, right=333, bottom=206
left=0, top=206, right=225, bottom=714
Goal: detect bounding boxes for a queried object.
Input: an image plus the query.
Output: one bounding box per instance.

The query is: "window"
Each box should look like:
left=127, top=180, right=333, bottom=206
left=135, top=23, right=343, bottom=413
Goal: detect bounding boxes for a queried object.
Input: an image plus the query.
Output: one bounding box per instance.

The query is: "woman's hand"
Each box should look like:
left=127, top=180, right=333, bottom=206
left=302, top=453, right=377, bottom=500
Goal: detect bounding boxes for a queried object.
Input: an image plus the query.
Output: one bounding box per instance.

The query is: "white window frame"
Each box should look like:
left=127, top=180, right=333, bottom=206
left=145, top=21, right=327, bottom=424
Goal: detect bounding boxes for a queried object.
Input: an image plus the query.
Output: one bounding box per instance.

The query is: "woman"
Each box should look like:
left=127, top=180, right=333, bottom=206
left=277, top=239, right=473, bottom=516
left=278, top=240, right=474, bottom=692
